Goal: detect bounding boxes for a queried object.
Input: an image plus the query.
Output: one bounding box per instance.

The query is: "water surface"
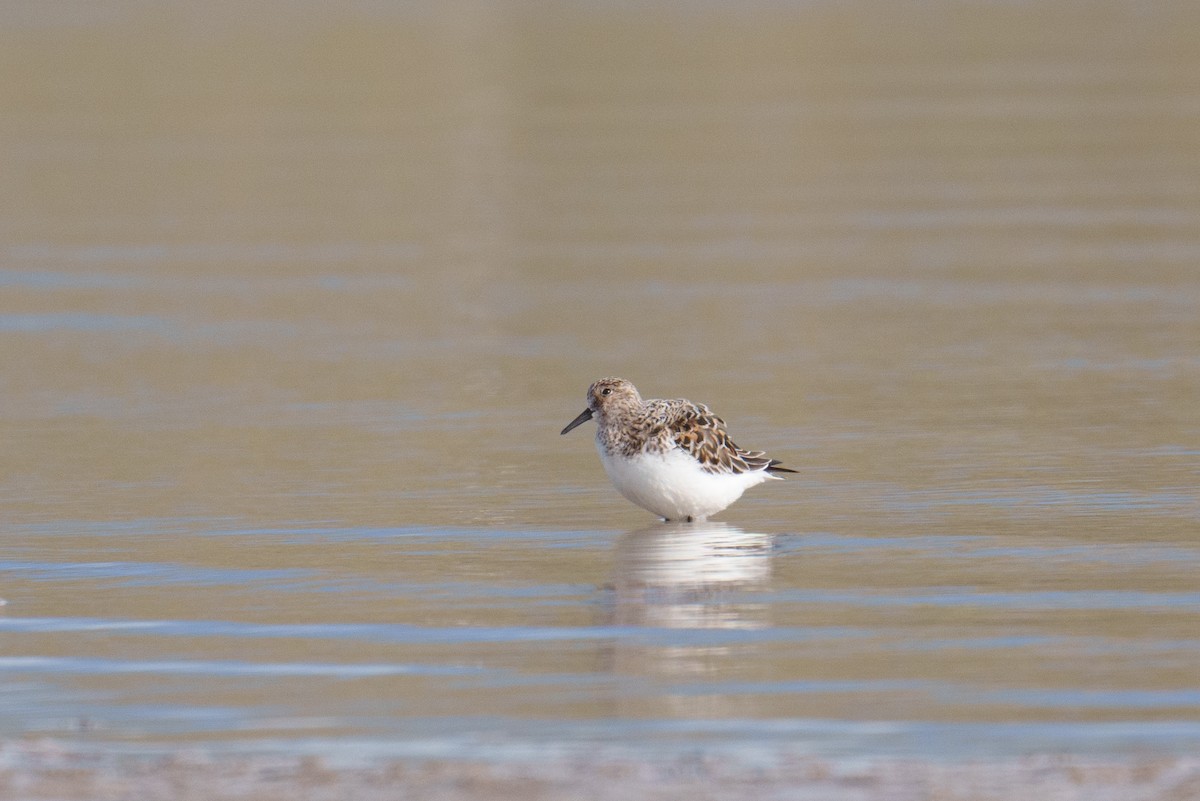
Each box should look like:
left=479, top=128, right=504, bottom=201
left=1, top=0, right=1199, bottom=767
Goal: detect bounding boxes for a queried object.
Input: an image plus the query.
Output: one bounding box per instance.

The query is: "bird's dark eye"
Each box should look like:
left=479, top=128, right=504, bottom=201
left=601, top=387, right=612, bottom=396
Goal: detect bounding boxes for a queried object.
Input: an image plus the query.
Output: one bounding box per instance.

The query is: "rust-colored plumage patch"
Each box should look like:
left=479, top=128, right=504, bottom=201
left=653, top=401, right=787, bottom=476
left=577, top=377, right=795, bottom=477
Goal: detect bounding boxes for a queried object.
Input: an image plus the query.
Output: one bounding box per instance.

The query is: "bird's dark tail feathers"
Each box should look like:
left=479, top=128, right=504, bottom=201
left=766, top=460, right=798, bottom=474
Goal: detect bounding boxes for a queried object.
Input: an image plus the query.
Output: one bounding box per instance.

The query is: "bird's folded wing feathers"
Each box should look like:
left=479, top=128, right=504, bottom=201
left=656, top=400, right=775, bottom=475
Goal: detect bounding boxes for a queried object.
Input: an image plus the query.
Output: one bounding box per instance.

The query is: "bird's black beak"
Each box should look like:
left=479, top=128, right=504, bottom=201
left=560, top=408, right=593, bottom=435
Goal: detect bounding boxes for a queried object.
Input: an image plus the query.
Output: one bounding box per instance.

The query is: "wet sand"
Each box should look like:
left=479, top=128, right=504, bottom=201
left=3, top=741, right=1199, bottom=801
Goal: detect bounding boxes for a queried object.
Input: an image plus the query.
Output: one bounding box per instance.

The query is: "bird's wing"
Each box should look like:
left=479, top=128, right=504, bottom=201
left=651, top=400, right=777, bottom=475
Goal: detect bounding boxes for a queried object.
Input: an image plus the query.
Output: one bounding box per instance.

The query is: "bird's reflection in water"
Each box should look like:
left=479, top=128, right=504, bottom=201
left=610, top=522, right=772, bottom=629
left=604, top=523, right=773, bottom=716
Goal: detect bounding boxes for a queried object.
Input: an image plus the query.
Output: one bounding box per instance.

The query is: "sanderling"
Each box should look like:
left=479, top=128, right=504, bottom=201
left=560, top=377, right=795, bottom=522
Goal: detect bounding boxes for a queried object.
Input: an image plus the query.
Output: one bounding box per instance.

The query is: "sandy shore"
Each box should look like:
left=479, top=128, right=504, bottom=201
left=2, top=741, right=1198, bottom=801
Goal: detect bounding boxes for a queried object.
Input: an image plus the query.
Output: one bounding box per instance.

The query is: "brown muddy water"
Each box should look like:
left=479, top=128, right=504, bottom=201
left=1, top=0, right=1199, bottom=796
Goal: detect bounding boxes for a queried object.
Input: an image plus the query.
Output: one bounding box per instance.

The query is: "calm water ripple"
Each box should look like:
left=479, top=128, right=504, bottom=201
left=3, top=0, right=1199, bottom=771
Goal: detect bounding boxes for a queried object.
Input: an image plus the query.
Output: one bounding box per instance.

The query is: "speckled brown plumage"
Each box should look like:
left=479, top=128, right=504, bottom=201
left=566, top=377, right=795, bottom=476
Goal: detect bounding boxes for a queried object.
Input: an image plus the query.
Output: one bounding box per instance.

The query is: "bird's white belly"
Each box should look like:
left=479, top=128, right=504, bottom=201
left=597, top=445, right=770, bottom=521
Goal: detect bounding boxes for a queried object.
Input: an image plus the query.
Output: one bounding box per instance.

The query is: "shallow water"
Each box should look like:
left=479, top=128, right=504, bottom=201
left=2, top=0, right=1199, bottom=767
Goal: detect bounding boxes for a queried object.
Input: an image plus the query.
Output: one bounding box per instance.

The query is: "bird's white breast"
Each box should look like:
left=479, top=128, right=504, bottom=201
left=596, top=443, right=772, bottom=521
